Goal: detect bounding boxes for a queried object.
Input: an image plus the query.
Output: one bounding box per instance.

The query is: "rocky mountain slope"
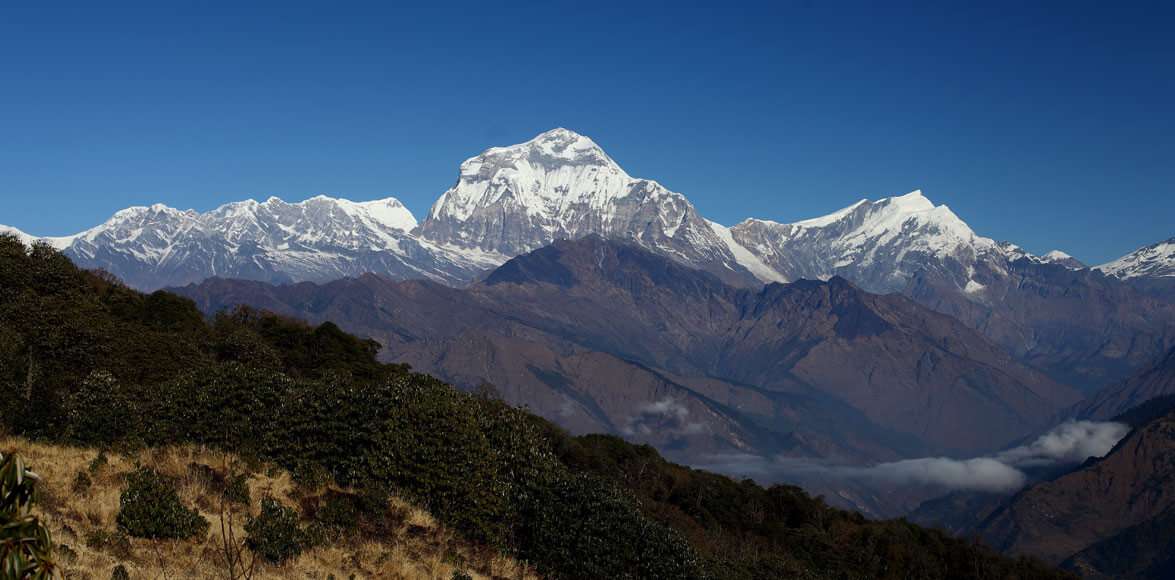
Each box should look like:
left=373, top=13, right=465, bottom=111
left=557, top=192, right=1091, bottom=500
left=978, top=404, right=1175, bottom=570
left=175, top=236, right=1081, bottom=464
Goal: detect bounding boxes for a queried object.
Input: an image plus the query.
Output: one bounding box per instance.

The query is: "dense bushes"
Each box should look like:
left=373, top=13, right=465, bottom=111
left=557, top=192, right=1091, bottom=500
left=116, top=468, right=209, bottom=539
left=518, top=473, right=700, bottom=579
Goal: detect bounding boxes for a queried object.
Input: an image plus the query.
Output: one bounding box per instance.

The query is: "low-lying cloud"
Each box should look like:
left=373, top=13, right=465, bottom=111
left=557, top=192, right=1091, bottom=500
left=994, top=420, right=1129, bottom=468
left=623, top=397, right=707, bottom=437
left=699, top=420, right=1130, bottom=493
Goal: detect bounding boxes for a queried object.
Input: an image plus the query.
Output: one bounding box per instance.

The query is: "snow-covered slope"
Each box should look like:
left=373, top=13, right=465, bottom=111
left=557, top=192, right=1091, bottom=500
left=1097, top=237, right=1175, bottom=280
left=0, top=224, right=79, bottom=250
left=5, top=196, right=499, bottom=290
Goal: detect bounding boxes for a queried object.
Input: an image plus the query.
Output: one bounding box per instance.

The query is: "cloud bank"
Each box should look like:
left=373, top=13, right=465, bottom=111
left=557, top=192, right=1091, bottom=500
left=700, top=420, right=1130, bottom=493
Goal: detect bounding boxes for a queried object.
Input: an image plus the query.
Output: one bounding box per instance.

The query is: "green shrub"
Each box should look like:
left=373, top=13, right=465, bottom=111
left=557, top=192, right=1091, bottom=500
left=246, top=497, right=307, bottom=563
left=64, top=371, right=141, bottom=445
left=111, top=564, right=130, bottom=580
left=116, top=467, right=208, bottom=539
left=316, top=492, right=360, bottom=532
left=225, top=472, right=251, bottom=505
left=451, top=571, right=473, bottom=580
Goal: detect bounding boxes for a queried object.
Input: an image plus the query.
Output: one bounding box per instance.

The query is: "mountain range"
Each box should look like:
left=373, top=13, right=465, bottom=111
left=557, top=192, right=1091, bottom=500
left=5, top=128, right=1174, bottom=391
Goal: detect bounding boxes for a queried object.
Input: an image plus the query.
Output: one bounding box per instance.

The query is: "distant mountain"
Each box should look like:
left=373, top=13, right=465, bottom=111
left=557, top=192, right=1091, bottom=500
left=977, top=404, right=1175, bottom=574
left=1069, top=346, right=1175, bottom=421
left=1098, top=237, right=1175, bottom=280
left=3, top=196, right=498, bottom=289
left=1038, top=250, right=1086, bottom=270
left=5, top=128, right=1173, bottom=388
left=175, top=236, right=1081, bottom=464
left=728, top=190, right=1007, bottom=294
left=1096, top=237, right=1175, bottom=298
left=726, top=194, right=1175, bottom=390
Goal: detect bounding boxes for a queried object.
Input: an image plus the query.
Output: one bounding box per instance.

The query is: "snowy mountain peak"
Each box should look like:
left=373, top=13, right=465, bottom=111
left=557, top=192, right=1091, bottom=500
left=458, top=127, right=622, bottom=177
left=528, top=127, right=617, bottom=166
left=420, top=128, right=723, bottom=259
left=1098, top=237, right=1175, bottom=279
left=1038, top=250, right=1086, bottom=270
left=884, top=189, right=935, bottom=212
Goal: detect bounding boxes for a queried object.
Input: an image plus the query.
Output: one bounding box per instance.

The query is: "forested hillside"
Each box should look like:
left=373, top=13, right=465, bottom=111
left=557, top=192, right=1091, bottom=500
left=0, top=234, right=1072, bottom=579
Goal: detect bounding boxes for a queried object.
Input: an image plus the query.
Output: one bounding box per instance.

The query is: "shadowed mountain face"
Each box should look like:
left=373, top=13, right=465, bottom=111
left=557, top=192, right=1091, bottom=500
left=176, top=236, right=1080, bottom=464
left=977, top=404, right=1175, bottom=573
left=904, top=258, right=1175, bottom=391
left=1069, top=346, right=1175, bottom=421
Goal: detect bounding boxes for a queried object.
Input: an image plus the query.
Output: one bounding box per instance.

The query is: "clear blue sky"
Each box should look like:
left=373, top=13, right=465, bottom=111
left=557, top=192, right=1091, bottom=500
left=1, top=1, right=1171, bottom=264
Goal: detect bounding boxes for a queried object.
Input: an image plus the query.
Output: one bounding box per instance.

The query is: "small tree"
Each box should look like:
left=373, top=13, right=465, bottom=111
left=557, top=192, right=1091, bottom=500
left=0, top=452, right=59, bottom=579
left=63, top=370, right=139, bottom=444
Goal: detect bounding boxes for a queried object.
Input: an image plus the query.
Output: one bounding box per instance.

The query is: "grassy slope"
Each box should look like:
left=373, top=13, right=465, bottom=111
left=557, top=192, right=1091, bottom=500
left=5, top=436, right=535, bottom=580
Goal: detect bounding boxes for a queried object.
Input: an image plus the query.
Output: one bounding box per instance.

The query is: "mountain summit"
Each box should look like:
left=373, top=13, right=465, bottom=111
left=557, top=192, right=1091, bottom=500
left=417, top=128, right=758, bottom=284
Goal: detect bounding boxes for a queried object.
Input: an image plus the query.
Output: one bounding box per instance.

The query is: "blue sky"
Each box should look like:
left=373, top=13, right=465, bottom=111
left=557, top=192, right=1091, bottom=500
left=1, top=1, right=1171, bottom=264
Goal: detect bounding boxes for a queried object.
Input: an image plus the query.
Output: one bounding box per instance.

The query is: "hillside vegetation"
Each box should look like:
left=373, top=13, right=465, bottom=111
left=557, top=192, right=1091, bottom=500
left=0, top=234, right=1073, bottom=579
left=3, top=437, right=534, bottom=579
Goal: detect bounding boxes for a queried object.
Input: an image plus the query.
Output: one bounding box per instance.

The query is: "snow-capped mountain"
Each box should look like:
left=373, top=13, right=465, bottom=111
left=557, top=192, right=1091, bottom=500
left=725, top=191, right=1009, bottom=295
left=5, top=196, right=500, bottom=289
left=1037, top=250, right=1086, bottom=270
left=417, top=128, right=760, bottom=285
left=1097, top=237, right=1175, bottom=280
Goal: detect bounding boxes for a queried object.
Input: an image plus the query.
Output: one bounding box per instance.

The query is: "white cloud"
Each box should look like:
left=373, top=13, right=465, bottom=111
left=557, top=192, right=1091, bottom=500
left=623, top=397, right=707, bottom=437
left=995, top=420, right=1129, bottom=468
left=696, top=420, right=1130, bottom=493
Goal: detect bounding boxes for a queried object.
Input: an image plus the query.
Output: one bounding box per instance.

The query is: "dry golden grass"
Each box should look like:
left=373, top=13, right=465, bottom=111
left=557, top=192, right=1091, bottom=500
left=2, top=437, right=539, bottom=580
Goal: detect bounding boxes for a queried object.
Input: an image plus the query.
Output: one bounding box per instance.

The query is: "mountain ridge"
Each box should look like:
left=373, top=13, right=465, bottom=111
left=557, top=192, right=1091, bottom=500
left=174, top=235, right=1083, bottom=465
